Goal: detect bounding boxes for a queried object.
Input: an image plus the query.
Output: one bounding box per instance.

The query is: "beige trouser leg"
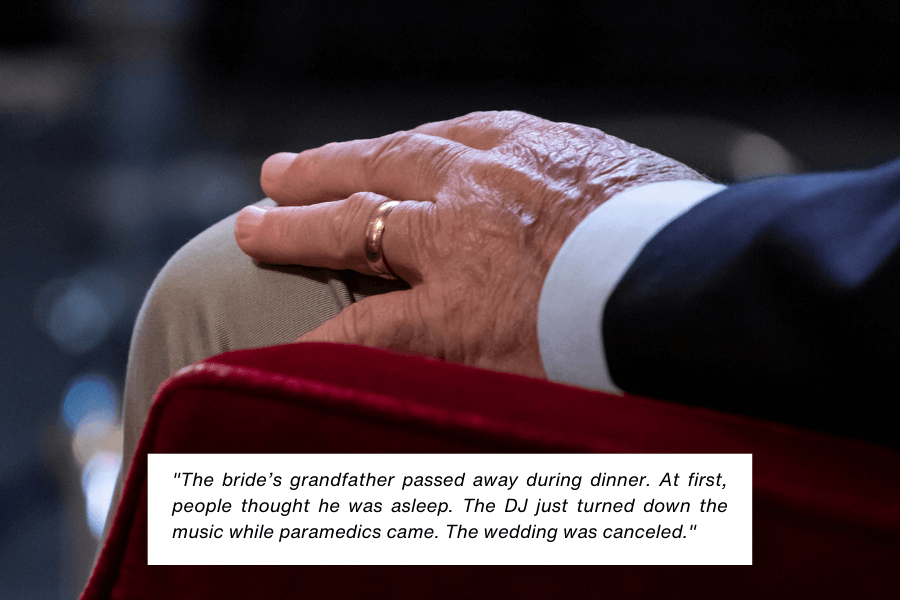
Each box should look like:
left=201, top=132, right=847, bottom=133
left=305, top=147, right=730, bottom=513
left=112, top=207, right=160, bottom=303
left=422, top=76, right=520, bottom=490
left=102, top=199, right=406, bottom=544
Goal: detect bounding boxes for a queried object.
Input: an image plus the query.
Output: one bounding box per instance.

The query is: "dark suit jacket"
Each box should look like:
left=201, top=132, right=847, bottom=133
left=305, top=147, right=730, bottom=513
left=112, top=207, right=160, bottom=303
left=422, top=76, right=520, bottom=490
left=604, top=159, right=900, bottom=448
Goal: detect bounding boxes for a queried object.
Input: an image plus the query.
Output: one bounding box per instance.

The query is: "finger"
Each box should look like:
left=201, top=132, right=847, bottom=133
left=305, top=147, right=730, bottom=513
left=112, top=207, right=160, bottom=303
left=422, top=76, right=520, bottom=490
left=297, top=290, right=438, bottom=357
left=261, top=130, right=472, bottom=206
left=235, top=192, right=428, bottom=282
left=409, top=110, right=544, bottom=150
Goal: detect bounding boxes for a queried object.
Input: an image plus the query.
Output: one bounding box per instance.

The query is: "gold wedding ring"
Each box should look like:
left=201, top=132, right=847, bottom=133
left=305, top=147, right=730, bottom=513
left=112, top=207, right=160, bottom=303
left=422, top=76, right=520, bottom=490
left=364, top=200, right=401, bottom=279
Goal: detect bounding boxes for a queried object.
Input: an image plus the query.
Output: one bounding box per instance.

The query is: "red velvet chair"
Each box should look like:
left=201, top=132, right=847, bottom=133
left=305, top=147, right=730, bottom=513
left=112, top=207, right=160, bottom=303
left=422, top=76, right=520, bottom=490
left=82, top=343, right=899, bottom=599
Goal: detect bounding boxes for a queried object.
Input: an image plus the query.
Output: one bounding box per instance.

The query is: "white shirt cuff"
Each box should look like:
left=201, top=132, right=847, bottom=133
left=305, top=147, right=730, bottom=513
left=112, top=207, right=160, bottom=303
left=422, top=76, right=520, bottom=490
left=537, top=180, right=727, bottom=393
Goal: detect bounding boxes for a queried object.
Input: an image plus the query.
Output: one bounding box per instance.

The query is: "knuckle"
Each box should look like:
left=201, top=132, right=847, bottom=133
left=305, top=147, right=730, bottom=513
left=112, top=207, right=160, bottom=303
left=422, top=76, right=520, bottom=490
left=371, top=131, right=467, bottom=196
left=496, top=109, right=526, bottom=120
left=454, top=110, right=498, bottom=129
left=346, top=190, right=381, bottom=209
left=476, top=154, right=528, bottom=187
left=464, top=109, right=522, bottom=124
left=471, top=111, right=538, bottom=147
left=280, top=150, right=323, bottom=197
left=495, top=110, right=533, bottom=128
left=415, top=134, right=466, bottom=179
left=365, top=132, right=412, bottom=180
left=462, top=110, right=496, bottom=120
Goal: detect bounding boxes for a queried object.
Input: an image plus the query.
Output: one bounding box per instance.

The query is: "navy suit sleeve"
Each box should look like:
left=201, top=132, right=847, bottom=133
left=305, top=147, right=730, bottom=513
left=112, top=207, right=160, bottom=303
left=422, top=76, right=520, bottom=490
left=603, top=159, right=900, bottom=448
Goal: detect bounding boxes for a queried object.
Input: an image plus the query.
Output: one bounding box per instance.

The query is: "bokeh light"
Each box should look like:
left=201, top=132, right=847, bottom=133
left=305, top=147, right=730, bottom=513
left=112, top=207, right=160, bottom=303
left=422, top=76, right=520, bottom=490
left=80, top=452, right=122, bottom=538
left=61, top=373, right=118, bottom=432
left=61, top=373, right=123, bottom=538
left=34, top=269, right=127, bottom=355
left=729, top=132, right=800, bottom=181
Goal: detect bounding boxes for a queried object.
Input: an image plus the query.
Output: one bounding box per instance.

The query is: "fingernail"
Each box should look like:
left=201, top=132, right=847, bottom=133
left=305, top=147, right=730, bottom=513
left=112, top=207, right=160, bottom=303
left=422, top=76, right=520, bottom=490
left=235, top=205, right=270, bottom=241
left=261, top=152, right=297, bottom=186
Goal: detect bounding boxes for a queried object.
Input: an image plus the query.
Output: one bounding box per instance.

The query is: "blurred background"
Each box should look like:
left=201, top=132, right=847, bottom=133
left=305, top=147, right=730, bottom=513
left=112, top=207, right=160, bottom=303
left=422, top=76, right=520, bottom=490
left=1, top=0, right=898, bottom=597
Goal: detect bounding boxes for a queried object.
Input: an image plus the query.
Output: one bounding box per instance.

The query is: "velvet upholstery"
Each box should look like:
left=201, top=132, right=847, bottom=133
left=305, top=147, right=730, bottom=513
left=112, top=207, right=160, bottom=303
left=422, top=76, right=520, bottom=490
left=82, top=343, right=899, bottom=599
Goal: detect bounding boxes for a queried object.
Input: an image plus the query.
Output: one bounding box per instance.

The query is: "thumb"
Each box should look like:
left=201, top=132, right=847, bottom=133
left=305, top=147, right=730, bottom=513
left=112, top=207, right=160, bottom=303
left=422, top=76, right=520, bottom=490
left=297, top=290, right=434, bottom=354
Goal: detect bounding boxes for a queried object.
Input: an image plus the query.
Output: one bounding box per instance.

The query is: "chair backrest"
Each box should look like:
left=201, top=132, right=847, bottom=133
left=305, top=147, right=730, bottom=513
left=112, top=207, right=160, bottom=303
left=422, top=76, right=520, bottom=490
left=82, top=343, right=899, bottom=600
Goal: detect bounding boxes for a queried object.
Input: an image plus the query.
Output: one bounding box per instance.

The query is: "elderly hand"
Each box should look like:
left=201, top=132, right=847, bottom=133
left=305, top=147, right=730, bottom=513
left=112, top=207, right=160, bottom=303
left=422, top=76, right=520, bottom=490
left=235, top=111, right=707, bottom=378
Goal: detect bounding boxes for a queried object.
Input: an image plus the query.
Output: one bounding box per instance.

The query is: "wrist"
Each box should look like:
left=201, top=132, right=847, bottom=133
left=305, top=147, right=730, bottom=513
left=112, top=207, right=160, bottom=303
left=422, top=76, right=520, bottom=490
left=537, top=179, right=726, bottom=392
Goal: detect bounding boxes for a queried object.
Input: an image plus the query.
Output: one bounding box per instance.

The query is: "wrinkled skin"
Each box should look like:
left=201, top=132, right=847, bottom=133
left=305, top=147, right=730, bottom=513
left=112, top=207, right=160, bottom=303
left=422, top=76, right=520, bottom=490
left=235, top=111, right=707, bottom=378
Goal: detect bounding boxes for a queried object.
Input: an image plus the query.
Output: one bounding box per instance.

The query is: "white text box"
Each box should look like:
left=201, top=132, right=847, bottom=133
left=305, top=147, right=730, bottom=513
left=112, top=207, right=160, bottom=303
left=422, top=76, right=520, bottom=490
left=147, top=453, right=752, bottom=565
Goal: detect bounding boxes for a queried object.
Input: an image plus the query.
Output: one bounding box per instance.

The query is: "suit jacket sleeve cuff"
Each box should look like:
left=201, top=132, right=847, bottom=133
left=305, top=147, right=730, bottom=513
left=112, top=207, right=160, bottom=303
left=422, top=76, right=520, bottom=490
left=537, top=179, right=727, bottom=392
